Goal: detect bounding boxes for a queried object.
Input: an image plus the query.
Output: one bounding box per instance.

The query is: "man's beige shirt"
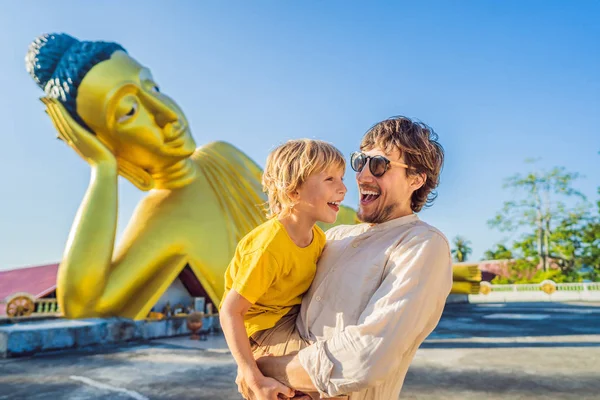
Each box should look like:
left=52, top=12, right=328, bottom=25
left=297, top=214, right=453, bottom=399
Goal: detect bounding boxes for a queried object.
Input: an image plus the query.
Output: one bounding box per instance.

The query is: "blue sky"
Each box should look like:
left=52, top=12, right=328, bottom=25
left=0, top=1, right=598, bottom=270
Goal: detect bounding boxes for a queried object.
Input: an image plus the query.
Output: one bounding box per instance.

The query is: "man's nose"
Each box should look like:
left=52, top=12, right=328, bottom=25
left=356, top=160, right=375, bottom=183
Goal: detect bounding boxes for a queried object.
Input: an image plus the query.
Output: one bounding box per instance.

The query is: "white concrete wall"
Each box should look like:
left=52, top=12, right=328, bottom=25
left=469, top=285, right=600, bottom=303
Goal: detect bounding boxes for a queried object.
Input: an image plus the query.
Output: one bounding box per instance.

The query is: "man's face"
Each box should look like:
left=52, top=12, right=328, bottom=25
left=356, top=147, right=419, bottom=224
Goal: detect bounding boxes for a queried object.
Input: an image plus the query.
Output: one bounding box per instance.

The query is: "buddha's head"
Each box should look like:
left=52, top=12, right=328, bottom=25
left=25, top=33, right=197, bottom=190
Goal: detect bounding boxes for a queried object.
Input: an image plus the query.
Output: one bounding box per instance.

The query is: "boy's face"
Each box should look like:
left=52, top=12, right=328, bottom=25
left=294, top=166, right=347, bottom=224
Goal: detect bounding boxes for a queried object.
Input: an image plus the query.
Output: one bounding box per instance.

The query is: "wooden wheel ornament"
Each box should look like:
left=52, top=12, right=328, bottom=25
left=5, top=293, right=35, bottom=317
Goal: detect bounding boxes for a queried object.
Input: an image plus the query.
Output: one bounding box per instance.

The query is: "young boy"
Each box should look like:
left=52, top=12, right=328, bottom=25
left=219, top=139, right=347, bottom=400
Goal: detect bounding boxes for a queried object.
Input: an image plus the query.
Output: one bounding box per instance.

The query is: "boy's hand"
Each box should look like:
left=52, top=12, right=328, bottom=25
left=250, top=375, right=295, bottom=399
left=236, top=368, right=251, bottom=398
left=236, top=369, right=295, bottom=400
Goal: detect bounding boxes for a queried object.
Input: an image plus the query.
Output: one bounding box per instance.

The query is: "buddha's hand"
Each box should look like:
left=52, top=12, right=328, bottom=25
left=41, top=97, right=117, bottom=167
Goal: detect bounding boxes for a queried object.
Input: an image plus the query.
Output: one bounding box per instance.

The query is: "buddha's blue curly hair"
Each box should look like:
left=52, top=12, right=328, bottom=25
left=25, top=33, right=126, bottom=133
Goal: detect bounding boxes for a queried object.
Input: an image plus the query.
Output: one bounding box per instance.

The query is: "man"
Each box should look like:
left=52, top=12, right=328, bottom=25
left=242, top=116, right=452, bottom=400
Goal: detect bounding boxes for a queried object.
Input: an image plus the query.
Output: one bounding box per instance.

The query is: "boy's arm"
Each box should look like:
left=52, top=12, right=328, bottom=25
left=219, top=290, right=258, bottom=379
left=220, top=289, right=295, bottom=399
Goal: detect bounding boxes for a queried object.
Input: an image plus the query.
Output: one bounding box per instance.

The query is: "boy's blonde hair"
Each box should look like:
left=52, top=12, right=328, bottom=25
left=262, top=139, right=345, bottom=219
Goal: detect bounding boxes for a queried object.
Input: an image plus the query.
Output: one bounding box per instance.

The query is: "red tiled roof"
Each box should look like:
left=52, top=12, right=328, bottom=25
left=476, top=260, right=511, bottom=276
left=0, top=263, right=59, bottom=315
left=0, top=263, right=209, bottom=315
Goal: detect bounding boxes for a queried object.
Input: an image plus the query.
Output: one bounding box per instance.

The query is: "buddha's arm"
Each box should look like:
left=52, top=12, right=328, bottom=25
left=58, top=163, right=119, bottom=318
left=61, top=177, right=193, bottom=319
left=45, top=101, right=193, bottom=319
left=95, top=195, right=191, bottom=319
left=61, top=175, right=193, bottom=319
left=42, top=98, right=120, bottom=318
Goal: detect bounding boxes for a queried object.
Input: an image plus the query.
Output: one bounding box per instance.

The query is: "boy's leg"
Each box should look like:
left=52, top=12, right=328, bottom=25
left=249, top=306, right=346, bottom=400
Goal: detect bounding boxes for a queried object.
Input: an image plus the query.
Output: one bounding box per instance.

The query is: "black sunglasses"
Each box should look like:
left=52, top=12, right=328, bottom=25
left=350, top=152, right=411, bottom=177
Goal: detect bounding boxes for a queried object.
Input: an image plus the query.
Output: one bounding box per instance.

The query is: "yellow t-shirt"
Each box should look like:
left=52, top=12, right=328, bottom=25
left=221, top=218, right=326, bottom=337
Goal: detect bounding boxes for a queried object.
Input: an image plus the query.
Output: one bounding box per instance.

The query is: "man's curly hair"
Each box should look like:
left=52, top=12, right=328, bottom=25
left=360, top=116, right=444, bottom=212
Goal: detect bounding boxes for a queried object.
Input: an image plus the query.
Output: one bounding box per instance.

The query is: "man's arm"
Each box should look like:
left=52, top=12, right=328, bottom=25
left=277, top=230, right=452, bottom=397
left=300, top=231, right=452, bottom=396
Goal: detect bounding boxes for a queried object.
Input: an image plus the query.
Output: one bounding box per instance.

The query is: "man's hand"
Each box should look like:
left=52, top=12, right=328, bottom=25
left=292, top=392, right=315, bottom=400
left=290, top=392, right=313, bottom=399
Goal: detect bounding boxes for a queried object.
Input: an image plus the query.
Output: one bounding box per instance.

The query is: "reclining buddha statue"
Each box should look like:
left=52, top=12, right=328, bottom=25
left=25, top=33, right=357, bottom=320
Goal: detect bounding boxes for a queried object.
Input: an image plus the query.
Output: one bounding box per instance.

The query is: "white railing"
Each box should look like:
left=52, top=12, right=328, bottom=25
left=469, top=281, right=600, bottom=303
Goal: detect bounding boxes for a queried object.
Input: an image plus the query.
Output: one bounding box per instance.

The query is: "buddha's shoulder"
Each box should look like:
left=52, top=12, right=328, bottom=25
left=191, top=141, right=262, bottom=171
left=195, top=140, right=244, bottom=154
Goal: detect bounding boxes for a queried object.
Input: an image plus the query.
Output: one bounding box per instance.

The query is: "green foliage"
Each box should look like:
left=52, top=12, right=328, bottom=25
left=451, top=235, right=472, bottom=262
left=491, top=259, right=579, bottom=284
left=483, top=244, right=513, bottom=261
left=487, top=159, right=599, bottom=283
left=491, top=258, right=538, bottom=284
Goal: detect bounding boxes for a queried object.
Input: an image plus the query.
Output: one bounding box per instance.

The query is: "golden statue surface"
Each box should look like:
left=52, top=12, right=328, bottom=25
left=25, top=33, right=357, bottom=320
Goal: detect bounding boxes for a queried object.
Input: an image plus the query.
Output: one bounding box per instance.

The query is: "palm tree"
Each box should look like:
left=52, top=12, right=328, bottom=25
left=483, top=244, right=513, bottom=260
left=451, top=235, right=473, bottom=262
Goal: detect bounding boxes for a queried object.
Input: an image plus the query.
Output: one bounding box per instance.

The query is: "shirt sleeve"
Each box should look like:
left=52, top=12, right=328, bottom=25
left=297, top=230, right=453, bottom=396
left=324, top=225, right=346, bottom=242
left=230, top=248, right=279, bottom=304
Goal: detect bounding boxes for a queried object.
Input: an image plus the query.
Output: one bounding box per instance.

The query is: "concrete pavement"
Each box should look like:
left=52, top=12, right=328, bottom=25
left=1, top=302, right=599, bottom=399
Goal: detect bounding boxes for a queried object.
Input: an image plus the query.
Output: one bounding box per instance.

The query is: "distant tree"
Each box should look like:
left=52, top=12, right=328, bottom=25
left=579, top=187, right=600, bottom=280
left=580, top=156, right=600, bottom=279
left=483, top=244, right=513, bottom=261
left=488, top=161, right=587, bottom=271
left=451, top=235, right=472, bottom=262
left=492, top=258, right=541, bottom=284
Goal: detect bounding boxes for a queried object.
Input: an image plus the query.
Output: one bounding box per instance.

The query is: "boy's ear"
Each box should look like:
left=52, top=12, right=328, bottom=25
left=288, top=190, right=300, bottom=202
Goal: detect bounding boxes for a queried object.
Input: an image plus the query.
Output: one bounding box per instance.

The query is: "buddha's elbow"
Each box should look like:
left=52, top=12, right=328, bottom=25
left=57, top=297, right=93, bottom=319
left=57, top=284, right=103, bottom=319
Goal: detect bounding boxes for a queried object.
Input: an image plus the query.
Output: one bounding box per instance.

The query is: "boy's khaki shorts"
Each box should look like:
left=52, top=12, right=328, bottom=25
left=250, top=305, right=309, bottom=357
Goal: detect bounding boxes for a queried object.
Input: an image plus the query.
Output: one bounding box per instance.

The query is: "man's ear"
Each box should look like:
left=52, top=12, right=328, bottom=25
left=411, top=173, right=427, bottom=191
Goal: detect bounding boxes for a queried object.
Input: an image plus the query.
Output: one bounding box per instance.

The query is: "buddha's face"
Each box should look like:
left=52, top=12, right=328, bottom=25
left=76, top=51, right=196, bottom=171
